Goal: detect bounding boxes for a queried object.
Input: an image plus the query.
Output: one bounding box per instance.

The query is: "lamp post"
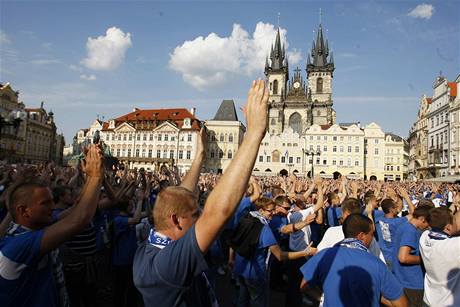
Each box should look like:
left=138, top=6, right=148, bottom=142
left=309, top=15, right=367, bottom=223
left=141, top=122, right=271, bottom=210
left=305, top=149, right=321, bottom=178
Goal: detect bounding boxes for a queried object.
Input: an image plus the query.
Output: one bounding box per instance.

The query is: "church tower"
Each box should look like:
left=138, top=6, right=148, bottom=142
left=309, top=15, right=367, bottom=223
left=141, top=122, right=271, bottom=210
left=265, top=28, right=289, bottom=134
left=306, top=22, right=335, bottom=125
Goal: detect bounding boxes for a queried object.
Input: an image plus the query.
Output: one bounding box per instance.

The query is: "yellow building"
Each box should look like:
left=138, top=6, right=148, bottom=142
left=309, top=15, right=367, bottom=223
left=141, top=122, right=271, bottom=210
left=0, top=83, right=26, bottom=162
left=384, top=133, right=409, bottom=181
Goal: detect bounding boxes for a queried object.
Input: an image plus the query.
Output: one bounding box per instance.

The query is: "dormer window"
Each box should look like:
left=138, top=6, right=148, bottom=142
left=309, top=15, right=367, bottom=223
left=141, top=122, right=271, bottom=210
left=183, top=118, right=191, bottom=128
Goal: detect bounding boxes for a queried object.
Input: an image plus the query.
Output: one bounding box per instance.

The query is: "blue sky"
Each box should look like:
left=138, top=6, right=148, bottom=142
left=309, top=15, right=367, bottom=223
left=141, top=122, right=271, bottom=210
left=1, top=0, right=459, bottom=144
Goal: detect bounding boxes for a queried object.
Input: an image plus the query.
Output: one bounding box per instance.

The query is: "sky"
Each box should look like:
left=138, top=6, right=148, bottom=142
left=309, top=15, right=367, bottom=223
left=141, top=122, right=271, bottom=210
left=1, top=0, right=459, bottom=144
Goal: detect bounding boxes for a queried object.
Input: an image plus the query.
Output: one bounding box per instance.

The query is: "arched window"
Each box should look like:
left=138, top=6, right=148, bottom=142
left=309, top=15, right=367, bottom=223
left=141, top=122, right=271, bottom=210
left=227, top=150, right=232, bottom=159
left=288, top=112, right=302, bottom=134
left=219, top=134, right=224, bottom=142
left=272, top=150, right=280, bottom=162
left=317, top=77, right=323, bottom=93
left=219, top=149, right=223, bottom=158
left=210, top=150, right=215, bottom=158
left=273, top=79, right=278, bottom=95
left=228, top=133, right=233, bottom=143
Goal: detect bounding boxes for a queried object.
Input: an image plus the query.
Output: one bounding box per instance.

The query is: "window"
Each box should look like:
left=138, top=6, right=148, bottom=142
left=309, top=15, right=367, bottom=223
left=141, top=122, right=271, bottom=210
left=157, top=150, right=161, bottom=158
left=309, top=145, right=314, bottom=150
left=116, top=149, right=120, bottom=156
left=266, top=156, right=271, bottom=162
left=323, top=145, right=327, bottom=152
left=281, top=157, right=286, bottom=163
left=348, top=146, right=352, bottom=153
left=143, top=134, right=147, bottom=141
left=340, top=146, right=344, bottom=152
left=142, top=149, right=146, bottom=157
left=179, top=150, right=183, bottom=159
left=297, top=157, right=301, bottom=164
left=273, top=79, right=278, bottom=94
left=127, top=149, right=131, bottom=157
left=333, top=136, right=337, bottom=141
left=229, top=134, right=233, bottom=143
left=347, top=159, right=352, bottom=166
left=333, top=145, right=337, bottom=152
left=317, top=145, right=321, bottom=152
left=397, top=166, right=400, bottom=171
left=149, top=134, right=153, bottom=141
left=310, top=136, right=314, bottom=140
left=355, top=160, right=359, bottom=166
left=374, top=139, right=379, bottom=144
left=148, top=149, right=152, bottom=157
left=289, top=157, right=293, bottom=164
left=135, top=149, right=140, bottom=157
left=316, top=157, right=320, bottom=164
left=228, top=151, right=233, bottom=159
left=158, top=134, right=162, bottom=141
left=163, top=150, right=167, bottom=158
left=316, top=77, right=323, bottom=93
left=170, top=150, right=174, bottom=159
left=259, top=156, right=263, bottom=162
left=136, top=134, right=140, bottom=141
left=164, top=134, right=169, bottom=141
left=129, top=134, right=132, bottom=141
left=340, top=136, right=344, bottom=141
left=332, top=159, right=337, bottom=165
left=272, top=150, right=280, bottom=162
left=339, top=160, right=343, bottom=166
left=324, top=136, right=327, bottom=141
left=317, top=135, right=321, bottom=141
left=121, top=149, right=126, bottom=157
left=171, top=136, right=175, bottom=141
left=123, top=134, right=127, bottom=141
left=289, top=112, right=302, bottom=134
left=218, top=150, right=223, bottom=159
left=186, top=151, right=191, bottom=160
left=188, top=134, right=192, bottom=142
left=219, top=134, right=224, bottom=142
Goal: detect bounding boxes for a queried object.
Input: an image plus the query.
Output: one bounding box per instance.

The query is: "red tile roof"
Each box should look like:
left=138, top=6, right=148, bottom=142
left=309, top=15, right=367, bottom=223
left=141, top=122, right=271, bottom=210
left=448, top=82, right=457, bottom=98
left=102, top=108, right=200, bottom=131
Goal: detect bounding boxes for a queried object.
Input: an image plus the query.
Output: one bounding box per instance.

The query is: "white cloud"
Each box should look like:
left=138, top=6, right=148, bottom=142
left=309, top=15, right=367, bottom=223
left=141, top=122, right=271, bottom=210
left=81, top=27, right=132, bottom=70
left=42, top=42, right=52, bottom=49
left=30, top=59, right=61, bottom=65
left=69, top=64, right=83, bottom=72
left=80, top=74, right=97, bottom=81
left=408, top=4, right=434, bottom=20
left=169, top=22, right=301, bottom=90
left=0, top=30, right=11, bottom=44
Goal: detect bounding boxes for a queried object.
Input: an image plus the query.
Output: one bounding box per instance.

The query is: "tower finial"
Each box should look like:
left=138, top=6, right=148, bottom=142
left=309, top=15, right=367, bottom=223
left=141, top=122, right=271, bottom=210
left=277, top=12, right=281, bottom=28
left=319, top=8, right=322, bottom=24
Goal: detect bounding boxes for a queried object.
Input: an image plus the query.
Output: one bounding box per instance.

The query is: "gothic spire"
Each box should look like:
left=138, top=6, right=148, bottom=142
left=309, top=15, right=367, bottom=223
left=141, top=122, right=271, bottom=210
left=307, top=18, right=335, bottom=75
left=268, top=27, right=286, bottom=71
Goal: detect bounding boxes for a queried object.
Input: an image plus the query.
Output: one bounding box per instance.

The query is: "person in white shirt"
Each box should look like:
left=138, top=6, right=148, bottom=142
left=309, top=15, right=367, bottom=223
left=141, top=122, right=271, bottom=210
left=317, top=197, right=386, bottom=262
left=420, top=206, right=460, bottom=307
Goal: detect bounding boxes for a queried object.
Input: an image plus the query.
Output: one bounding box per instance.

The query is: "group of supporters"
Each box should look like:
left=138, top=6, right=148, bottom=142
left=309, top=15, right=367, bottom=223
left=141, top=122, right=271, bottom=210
left=0, top=80, right=459, bottom=307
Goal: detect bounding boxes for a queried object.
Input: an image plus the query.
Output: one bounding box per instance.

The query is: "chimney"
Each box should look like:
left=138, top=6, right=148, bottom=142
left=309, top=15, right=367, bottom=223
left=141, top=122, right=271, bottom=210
left=133, top=107, right=139, bottom=112
left=357, top=121, right=361, bottom=128
left=190, top=107, right=196, bottom=116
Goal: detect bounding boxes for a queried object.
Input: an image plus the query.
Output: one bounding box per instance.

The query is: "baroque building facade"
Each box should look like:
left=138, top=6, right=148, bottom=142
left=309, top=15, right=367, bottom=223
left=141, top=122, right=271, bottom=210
left=74, top=108, right=201, bottom=173
left=0, top=83, right=61, bottom=164
left=408, top=95, right=431, bottom=179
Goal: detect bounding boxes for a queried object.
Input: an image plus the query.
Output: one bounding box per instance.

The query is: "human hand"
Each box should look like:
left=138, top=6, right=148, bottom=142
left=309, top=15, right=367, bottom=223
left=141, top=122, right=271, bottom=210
left=303, top=213, right=316, bottom=225
left=196, top=127, right=207, bottom=158
left=81, top=145, right=103, bottom=178
left=241, top=80, right=269, bottom=139
left=304, top=242, right=317, bottom=257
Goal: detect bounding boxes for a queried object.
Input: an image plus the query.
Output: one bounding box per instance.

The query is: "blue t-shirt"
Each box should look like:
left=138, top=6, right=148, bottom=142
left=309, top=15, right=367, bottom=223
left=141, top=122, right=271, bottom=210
left=233, top=224, right=277, bottom=281
left=133, top=225, right=214, bottom=307
left=327, top=207, right=342, bottom=227
left=301, top=246, right=403, bottom=307
left=269, top=215, right=288, bottom=244
left=375, top=216, right=408, bottom=263
left=227, top=196, right=254, bottom=230
left=392, top=222, right=424, bottom=289
left=93, top=208, right=115, bottom=251
left=112, top=215, right=137, bottom=266
left=0, top=229, right=59, bottom=307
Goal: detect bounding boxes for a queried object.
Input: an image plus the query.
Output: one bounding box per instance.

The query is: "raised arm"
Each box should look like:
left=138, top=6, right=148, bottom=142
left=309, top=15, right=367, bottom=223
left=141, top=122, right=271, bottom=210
left=195, top=80, right=268, bottom=253
left=396, top=186, right=415, bottom=215
left=180, top=127, right=206, bottom=192
left=40, top=145, right=103, bottom=255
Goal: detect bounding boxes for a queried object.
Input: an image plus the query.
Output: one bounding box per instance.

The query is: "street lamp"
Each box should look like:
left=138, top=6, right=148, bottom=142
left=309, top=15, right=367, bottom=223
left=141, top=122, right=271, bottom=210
left=305, top=149, right=321, bottom=178
left=0, top=107, right=27, bottom=137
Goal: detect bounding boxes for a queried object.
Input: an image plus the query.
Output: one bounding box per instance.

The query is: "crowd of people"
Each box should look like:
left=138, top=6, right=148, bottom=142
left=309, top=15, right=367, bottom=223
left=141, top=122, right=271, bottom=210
left=0, top=80, right=459, bottom=307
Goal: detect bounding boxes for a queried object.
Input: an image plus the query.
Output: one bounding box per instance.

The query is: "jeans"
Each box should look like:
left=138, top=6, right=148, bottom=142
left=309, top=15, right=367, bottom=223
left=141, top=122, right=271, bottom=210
left=237, top=276, right=269, bottom=307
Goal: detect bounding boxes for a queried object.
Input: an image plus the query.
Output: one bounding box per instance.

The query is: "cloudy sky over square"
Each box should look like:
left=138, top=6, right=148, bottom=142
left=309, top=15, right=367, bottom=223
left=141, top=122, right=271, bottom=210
left=1, top=0, right=459, bottom=142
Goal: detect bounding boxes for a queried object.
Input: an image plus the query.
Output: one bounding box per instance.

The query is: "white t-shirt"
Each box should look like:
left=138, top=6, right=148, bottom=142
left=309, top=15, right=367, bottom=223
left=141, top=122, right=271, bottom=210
left=420, top=230, right=460, bottom=307
left=317, top=226, right=386, bottom=263
left=287, top=207, right=314, bottom=251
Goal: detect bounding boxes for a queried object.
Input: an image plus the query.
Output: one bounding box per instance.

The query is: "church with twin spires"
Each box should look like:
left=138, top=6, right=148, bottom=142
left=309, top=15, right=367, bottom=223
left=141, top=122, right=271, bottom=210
left=264, top=21, right=335, bottom=136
